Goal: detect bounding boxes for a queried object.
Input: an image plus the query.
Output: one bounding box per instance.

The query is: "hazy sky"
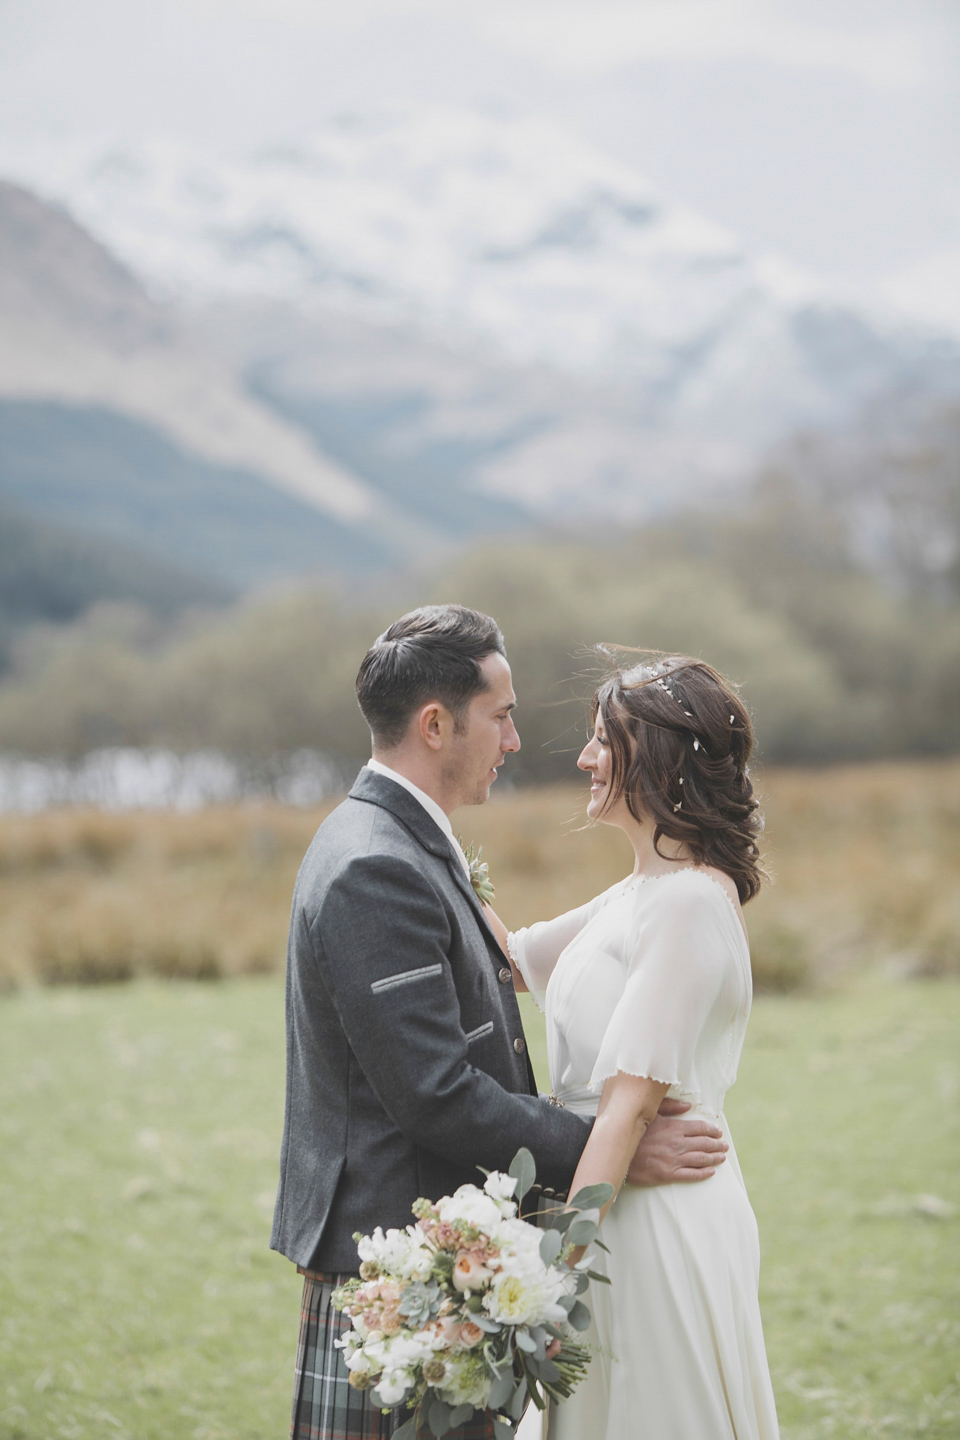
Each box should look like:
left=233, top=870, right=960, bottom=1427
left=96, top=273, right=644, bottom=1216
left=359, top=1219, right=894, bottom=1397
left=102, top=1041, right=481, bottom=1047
left=1, top=0, right=958, bottom=321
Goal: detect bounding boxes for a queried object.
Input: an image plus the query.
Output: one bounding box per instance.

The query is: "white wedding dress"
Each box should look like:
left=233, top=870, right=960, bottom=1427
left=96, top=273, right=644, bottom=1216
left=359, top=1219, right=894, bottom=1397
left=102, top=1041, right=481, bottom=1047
left=509, top=868, right=779, bottom=1440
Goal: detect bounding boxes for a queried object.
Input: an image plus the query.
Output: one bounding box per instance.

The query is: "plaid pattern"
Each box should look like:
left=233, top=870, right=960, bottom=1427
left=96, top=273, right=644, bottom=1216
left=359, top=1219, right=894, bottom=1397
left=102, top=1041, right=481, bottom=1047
left=291, top=1270, right=496, bottom=1440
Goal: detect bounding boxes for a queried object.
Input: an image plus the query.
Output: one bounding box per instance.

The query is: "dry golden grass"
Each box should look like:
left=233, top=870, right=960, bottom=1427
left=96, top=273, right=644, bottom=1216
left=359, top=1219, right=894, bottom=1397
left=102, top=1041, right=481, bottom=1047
left=0, top=759, right=957, bottom=991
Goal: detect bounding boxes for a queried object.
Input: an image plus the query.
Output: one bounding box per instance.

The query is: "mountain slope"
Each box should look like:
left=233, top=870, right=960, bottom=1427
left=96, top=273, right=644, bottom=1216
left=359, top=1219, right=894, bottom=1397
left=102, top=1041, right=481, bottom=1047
left=0, top=495, right=229, bottom=673
left=4, top=109, right=957, bottom=457
left=0, top=399, right=396, bottom=589
left=0, top=178, right=377, bottom=528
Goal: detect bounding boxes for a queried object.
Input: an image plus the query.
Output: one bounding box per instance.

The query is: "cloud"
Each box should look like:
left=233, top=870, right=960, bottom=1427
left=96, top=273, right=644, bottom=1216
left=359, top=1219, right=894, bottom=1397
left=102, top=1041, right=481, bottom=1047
left=883, top=250, right=960, bottom=337
left=472, top=1, right=926, bottom=87
left=186, top=0, right=930, bottom=87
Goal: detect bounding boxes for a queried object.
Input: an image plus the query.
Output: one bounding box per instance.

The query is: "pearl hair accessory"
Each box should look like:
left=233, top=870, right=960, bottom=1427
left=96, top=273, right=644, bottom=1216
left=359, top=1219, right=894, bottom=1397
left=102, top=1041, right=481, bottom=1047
left=655, top=675, right=694, bottom=717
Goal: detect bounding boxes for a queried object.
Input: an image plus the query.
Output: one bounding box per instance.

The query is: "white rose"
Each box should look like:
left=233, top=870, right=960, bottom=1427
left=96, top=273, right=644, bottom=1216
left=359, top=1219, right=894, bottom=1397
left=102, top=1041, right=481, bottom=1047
left=437, top=1185, right=504, bottom=1232
left=483, top=1172, right=519, bottom=1211
left=376, top=1369, right=413, bottom=1406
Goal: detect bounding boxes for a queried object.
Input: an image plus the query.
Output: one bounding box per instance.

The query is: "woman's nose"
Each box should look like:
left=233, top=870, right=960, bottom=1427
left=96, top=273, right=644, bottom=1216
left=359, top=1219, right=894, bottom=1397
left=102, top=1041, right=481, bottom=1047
left=577, top=744, right=594, bottom=770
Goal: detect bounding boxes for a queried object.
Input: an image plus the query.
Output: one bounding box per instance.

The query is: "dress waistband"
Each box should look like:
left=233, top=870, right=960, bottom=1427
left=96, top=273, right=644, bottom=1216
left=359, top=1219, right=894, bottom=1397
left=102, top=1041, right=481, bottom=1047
left=551, top=1085, right=725, bottom=1126
left=549, top=1085, right=599, bottom=1117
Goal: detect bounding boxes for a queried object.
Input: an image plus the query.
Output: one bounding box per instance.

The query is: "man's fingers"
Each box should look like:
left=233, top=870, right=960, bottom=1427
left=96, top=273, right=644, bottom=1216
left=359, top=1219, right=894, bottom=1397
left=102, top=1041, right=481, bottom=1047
left=682, top=1150, right=727, bottom=1168
left=674, top=1166, right=717, bottom=1183
left=657, top=1098, right=692, bottom=1116
left=679, top=1135, right=728, bottom=1155
left=678, top=1119, right=725, bottom=1140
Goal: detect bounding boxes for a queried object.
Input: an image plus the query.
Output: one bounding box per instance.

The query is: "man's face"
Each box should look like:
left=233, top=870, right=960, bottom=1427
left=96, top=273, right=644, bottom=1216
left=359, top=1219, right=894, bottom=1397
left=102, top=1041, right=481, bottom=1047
left=445, top=652, right=520, bottom=808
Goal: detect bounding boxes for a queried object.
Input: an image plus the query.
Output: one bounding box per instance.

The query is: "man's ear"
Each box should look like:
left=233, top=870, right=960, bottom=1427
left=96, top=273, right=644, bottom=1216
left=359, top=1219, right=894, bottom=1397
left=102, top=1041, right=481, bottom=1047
left=418, top=701, right=450, bottom=751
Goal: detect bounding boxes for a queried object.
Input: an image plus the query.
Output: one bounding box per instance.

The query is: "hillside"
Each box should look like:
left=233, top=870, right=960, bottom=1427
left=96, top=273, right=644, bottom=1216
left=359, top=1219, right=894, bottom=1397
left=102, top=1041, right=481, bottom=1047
left=0, top=498, right=228, bottom=673
left=3, top=108, right=958, bottom=525
left=0, top=179, right=412, bottom=587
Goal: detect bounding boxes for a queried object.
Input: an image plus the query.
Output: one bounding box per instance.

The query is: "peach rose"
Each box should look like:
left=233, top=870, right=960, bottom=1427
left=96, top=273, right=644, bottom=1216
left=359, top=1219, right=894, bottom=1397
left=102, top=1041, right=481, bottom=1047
left=452, top=1253, right=494, bottom=1292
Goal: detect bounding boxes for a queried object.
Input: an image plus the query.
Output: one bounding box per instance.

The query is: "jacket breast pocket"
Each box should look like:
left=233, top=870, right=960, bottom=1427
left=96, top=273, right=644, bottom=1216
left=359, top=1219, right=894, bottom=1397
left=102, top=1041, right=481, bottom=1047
left=464, top=1019, right=494, bottom=1046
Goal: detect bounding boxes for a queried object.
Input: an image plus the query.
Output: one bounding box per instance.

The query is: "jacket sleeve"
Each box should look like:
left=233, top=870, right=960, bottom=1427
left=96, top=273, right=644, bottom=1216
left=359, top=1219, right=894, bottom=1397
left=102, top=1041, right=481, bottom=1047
left=307, top=851, right=591, bottom=1190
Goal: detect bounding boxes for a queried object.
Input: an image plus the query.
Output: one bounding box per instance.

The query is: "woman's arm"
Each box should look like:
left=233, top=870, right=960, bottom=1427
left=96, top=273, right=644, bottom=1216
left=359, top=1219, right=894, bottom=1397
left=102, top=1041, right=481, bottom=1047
left=566, top=1070, right=669, bottom=1263
left=482, top=904, right=527, bottom=991
left=484, top=889, right=619, bottom=1006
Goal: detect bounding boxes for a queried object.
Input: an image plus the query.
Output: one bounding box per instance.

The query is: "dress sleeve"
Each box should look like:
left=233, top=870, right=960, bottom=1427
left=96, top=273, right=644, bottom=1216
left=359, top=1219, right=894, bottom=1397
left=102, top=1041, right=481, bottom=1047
left=508, top=880, right=627, bottom=1012
left=589, top=875, right=736, bottom=1108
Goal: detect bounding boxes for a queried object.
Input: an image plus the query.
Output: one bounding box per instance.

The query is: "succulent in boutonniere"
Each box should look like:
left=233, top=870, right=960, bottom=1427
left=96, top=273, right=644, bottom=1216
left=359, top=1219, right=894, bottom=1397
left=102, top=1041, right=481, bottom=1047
left=458, top=838, right=496, bottom=905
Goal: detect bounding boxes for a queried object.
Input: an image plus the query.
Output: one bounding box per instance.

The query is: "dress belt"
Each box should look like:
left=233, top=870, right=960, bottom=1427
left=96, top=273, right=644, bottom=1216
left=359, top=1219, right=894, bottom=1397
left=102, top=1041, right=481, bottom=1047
left=548, top=1084, right=599, bottom=1116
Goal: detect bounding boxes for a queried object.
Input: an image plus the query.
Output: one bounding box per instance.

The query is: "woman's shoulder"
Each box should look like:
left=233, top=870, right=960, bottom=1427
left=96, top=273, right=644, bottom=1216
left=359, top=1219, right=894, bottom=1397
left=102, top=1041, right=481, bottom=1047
left=633, top=865, right=745, bottom=930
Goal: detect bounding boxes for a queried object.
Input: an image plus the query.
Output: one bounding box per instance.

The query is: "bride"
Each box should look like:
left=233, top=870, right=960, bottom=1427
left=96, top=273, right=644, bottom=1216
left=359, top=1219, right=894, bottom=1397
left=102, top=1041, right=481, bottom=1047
left=489, top=653, right=779, bottom=1440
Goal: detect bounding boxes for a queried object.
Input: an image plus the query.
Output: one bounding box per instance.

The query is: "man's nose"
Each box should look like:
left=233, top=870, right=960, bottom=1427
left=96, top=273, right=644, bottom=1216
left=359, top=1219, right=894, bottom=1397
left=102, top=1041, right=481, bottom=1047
left=504, top=718, right=521, bottom=753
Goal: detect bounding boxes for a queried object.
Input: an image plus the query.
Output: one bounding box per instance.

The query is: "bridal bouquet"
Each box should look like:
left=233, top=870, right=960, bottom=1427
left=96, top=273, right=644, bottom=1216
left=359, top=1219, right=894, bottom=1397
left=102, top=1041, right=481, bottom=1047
left=332, top=1149, right=611, bottom=1439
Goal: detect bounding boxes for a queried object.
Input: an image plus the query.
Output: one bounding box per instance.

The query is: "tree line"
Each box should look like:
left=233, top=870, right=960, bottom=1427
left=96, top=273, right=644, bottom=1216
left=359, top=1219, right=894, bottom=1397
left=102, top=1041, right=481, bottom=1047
left=0, top=462, right=957, bottom=777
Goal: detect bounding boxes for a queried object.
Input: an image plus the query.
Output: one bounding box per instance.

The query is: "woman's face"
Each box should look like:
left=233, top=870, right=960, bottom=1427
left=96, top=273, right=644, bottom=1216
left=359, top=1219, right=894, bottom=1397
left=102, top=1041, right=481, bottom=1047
left=578, top=709, right=628, bottom=824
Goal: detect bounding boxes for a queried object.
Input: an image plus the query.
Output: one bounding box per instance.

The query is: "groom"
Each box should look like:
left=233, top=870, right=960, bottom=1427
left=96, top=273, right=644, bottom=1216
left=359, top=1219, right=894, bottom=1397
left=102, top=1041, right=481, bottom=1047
left=271, top=604, right=728, bottom=1440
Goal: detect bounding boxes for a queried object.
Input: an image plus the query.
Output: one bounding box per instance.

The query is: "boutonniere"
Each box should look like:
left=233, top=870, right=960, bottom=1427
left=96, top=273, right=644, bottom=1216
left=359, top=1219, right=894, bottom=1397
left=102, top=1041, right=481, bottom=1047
left=458, top=837, right=496, bottom=905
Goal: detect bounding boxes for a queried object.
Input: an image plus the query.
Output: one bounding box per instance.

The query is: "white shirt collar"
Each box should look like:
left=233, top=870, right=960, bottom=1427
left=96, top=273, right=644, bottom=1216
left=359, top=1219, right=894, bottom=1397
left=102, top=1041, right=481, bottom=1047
left=364, top=759, right=470, bottom=875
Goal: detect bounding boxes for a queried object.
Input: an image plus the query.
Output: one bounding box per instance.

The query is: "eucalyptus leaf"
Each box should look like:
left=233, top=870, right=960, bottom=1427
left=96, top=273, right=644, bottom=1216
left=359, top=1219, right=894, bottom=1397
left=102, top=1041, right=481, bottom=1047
left=523, top=1371, right=546, bottom=1412
left=471, top=1313, right=501, bottom=1333
left=507, top=1376, right=528, bottom=1420
left=428, top=1398, right=453, bottom=1436
left=514, top=1328, right=537, bottom=1353
left=508, top=1147, right=536, bottom=1202
left=539, top=1227, right=562, bottom=1265
left=538, top=1358, right=562, bottom=1383
left=572, top=1206, right=601, bottom=1228
left=543, top=1206, right=575, bottom=1233
left=488, top=1368, right=515, bottom=1410
left=556, top=1293, right=575, bottom=1312
left=449, top=1405, right=474, bottom=1427
left=392, top=1421, right=418, bottom=1440
left=566, top=1217, right=600, bottom=1247
left=573, top=1273, right=589, bottom=1295
left=493, top=1421, right=515, bottom=1440
left=568, top=1182, right=614, bottom=1211
left=567, top=1299, right=591, bottom=1332
left=583, top=1269, right=611, bottom=1285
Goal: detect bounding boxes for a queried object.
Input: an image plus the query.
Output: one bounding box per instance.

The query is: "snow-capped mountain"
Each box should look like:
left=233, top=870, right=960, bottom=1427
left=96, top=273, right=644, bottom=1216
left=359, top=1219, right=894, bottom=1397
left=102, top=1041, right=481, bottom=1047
left=4, top=105, right=958, bottom=455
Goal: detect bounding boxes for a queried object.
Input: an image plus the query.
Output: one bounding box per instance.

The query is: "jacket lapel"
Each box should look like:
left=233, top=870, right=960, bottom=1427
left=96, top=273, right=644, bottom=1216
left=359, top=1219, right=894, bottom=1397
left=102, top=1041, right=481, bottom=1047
left=349, top=769, right=504, bottom=960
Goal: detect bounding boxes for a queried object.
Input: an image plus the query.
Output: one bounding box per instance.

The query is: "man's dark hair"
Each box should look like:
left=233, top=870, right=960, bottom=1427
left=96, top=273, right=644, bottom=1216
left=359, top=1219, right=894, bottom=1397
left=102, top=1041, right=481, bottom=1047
left=356, top=604, right=506, bottom=749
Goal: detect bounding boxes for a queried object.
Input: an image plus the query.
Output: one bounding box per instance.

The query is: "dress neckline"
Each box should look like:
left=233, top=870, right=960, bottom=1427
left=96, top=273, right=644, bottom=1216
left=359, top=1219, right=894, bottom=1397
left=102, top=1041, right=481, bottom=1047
left=621, top=867, right=748, bottom=945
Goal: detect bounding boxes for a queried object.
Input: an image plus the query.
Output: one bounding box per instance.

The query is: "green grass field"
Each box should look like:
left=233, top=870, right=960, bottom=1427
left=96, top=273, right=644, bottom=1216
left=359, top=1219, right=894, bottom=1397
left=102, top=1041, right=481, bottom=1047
left=1, top=977, right=958, bottom=1440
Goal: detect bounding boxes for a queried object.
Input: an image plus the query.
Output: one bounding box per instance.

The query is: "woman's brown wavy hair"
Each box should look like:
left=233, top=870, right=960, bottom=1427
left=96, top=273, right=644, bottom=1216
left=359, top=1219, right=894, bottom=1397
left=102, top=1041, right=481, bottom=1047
left=591, top=650, right=765, bottom=904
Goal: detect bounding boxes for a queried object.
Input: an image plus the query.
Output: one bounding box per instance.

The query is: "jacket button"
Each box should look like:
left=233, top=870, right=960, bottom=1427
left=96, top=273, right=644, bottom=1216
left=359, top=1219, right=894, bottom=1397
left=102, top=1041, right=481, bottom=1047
left=498, top=966, right=512, bottom=984
left=513, top=1037, right=526, bottom=1054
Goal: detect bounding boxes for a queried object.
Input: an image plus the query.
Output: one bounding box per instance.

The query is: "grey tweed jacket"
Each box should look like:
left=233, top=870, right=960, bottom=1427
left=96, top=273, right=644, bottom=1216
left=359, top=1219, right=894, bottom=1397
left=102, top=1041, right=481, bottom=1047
left=270, top=768, right=592, bottom=1271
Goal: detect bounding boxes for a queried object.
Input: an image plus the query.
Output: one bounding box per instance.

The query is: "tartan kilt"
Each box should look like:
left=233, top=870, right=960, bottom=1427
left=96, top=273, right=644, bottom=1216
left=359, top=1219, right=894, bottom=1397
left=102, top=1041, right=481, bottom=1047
left=291, top=1270, right=497, bottom=1440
